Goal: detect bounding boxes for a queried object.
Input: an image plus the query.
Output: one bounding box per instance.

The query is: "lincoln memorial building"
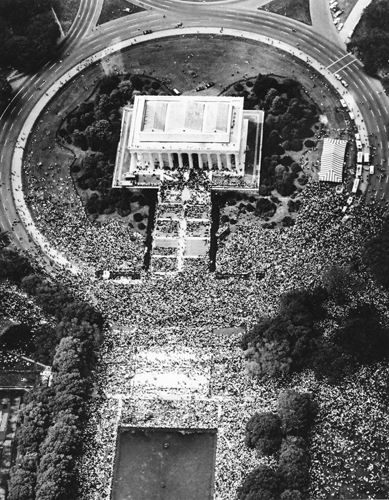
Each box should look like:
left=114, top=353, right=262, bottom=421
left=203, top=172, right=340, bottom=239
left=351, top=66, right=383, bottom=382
left=113, top=95, right=263, bottom=190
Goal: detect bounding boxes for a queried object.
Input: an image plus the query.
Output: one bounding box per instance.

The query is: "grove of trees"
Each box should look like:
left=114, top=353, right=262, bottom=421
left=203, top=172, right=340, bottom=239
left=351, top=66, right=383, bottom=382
left=242, top=265, right=389, bottom=383
left=347, top=0, right=389, bottom=75
left=239, top=390, right=316, bottom=500
left=241, top=74, right=317, bottom=198
left=1, top=248, right=105, bottom=500
left=63, top=73, right=160, bottom=218
left=0, top=0, right=60, bottom=73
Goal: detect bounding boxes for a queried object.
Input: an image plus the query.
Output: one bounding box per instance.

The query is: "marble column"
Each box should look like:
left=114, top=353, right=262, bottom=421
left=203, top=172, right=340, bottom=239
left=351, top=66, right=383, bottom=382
left=168, top=153, right=174, bottom=169
left=188, top=153, right=194, bottom=169
left=217, top=153, right=222, bottom=170
left=207, top=154, right=212, bottom=170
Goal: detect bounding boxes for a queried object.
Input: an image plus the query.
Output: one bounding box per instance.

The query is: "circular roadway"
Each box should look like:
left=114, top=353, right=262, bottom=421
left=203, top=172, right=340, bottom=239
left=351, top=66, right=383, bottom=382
left=0, top=0, right=388, bottom=274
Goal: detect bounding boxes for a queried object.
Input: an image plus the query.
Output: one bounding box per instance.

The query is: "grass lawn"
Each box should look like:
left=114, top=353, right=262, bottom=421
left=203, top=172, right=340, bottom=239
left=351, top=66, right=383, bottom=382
left=112, top=427, right=217, bottom=500
left=97, top=0, right=144, bottom=26
left=259, top=0, right=312, bottom=25
left=52, top=0, right=81, bottom=35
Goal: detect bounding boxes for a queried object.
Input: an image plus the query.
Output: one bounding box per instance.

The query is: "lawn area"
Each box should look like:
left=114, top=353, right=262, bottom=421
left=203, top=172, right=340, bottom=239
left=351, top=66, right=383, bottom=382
left=52, top=0, right=81, bottom=35
left=97, top=0, right=144, bottom=26
left=259, top=0, right=312, bottom=25
left=112, top=427, right=217, bottom=500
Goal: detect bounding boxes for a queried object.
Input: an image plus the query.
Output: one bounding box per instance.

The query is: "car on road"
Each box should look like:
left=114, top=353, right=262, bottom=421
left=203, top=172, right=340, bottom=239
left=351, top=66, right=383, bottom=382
left=143, top=30, right=153, bottom=35
left=341, top=79, right=348, bottom=87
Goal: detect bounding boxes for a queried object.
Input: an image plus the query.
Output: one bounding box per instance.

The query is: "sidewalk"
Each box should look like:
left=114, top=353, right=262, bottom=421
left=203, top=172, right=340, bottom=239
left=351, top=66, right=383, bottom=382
left=340, top=0, right=373, bottom=44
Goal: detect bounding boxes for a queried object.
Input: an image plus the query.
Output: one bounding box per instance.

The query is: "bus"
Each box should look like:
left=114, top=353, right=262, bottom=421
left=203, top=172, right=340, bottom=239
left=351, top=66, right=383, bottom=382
left=357, top=152, right=363, bottom=163
left=364, top=152, right=370, bottom=164
left=352, top=178, right=360, bottom=193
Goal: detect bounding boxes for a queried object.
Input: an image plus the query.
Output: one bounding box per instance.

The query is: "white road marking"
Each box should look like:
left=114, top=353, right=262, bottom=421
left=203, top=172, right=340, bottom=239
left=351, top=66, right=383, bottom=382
left=28, top=95, right=33, bottom=101
left=17, top=109, right=22, bottom=116
left=378, top=109, right=382, bottom=116
left=9, top=124, right=13, bottom=131
left=369, top=92, right=373, bottom=99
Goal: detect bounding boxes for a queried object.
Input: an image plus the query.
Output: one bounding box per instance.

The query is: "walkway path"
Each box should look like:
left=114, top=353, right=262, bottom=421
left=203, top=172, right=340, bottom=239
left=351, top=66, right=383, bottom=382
left=340, top=0, right=373, bottom=43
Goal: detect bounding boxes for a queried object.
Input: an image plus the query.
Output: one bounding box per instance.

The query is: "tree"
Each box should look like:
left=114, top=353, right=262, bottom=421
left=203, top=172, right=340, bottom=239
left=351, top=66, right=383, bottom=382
left=0, top=247, right=33, bottom=282
left=245, top=412, right=282, bottom=455
left=333, top=304, right=389, bottom=365
left=118, top=80, right=133, bottom=99
left=7, top=466, right=36, bottom=500
left=253, top=74, right=279, bottom=100
left=280, top=490, right=303, bottom=500
left=237, top=465, right=280, bottom=500
left=278, top=443, right=309, bottom=492
left=98, top=73, right=120, bottom=95
left=364, top=216, right=389, bottom=288
left=277, top=390, right=316, bottom=437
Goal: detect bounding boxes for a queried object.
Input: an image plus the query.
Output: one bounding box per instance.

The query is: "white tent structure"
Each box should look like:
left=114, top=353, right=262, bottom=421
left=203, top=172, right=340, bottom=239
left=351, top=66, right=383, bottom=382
left=319, top=138, right=347, bottom=183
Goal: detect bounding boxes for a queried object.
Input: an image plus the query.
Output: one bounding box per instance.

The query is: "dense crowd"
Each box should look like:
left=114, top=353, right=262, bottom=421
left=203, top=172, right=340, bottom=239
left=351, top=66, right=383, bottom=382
left=20, top=124, right=389, bottom=500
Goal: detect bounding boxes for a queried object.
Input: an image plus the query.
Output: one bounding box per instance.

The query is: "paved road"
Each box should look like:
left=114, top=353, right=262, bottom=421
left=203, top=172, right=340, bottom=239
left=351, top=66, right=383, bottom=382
left=0, top=0, right=388, bottom=272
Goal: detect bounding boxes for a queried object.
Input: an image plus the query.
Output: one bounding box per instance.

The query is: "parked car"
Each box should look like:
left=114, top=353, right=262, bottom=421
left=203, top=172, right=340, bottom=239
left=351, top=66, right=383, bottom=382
left=143, top=29, right=152, bottom=35
left=205, top=82, right=215, bottom=88
left=196, top=86, right=205, bottom=92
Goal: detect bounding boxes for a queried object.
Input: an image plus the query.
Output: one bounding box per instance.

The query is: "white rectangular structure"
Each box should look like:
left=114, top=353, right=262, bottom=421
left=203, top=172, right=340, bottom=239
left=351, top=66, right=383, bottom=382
left=113, top=95, right=263, bottom=190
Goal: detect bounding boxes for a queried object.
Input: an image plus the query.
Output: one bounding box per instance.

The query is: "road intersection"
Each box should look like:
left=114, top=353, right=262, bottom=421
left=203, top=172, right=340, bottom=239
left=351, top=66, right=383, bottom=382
left=0, top=0, right=388, bottom=273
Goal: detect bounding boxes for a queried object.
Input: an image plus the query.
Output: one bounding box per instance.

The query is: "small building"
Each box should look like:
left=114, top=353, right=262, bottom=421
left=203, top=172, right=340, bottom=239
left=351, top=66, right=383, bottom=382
left=319, top=138, right=347, bottom=183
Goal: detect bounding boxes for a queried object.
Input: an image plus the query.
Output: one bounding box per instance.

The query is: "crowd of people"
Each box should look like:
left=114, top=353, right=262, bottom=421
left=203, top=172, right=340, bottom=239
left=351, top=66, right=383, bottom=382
left=16, top=92, right=389, bottom=499
left=63, top=183, right=389, bottom=500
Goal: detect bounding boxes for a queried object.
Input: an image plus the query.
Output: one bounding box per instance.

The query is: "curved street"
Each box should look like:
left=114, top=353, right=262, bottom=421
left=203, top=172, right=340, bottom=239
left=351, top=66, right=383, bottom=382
left=0, top=0, right=388, bottom=272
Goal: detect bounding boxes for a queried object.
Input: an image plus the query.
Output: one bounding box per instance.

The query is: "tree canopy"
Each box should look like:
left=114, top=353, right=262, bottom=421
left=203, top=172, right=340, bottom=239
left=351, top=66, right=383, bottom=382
left=347, top=0, right=389, bottom=74
left=245, top=412, right=282, bottom=455
left=0, top=0, right=60, bottom=72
